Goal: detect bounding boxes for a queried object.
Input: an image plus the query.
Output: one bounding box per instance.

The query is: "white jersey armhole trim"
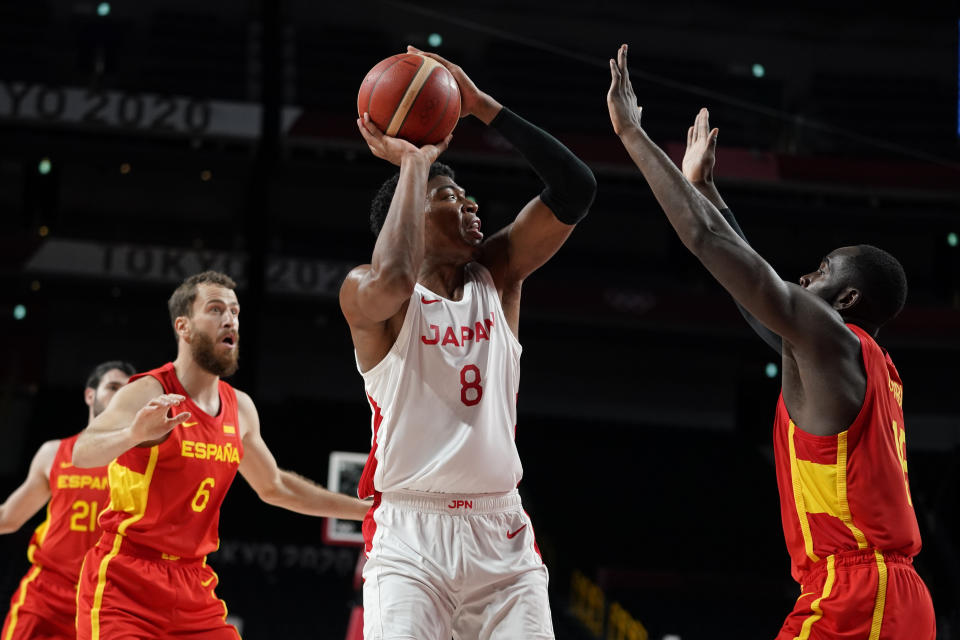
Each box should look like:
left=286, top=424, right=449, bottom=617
left=468, top=262, right=522, bottom=357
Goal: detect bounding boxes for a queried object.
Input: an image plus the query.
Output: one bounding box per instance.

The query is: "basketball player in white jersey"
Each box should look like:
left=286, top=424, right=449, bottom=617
left=341, top=47, right=596, bottom=639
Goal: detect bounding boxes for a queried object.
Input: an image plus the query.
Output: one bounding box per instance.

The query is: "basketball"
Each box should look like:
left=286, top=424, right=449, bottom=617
left=357, top=53, right=461, bottom=146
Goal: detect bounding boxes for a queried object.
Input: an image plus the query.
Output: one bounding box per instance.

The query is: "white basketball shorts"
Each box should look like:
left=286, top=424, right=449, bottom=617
left=362, top=489, right=554, bottom=640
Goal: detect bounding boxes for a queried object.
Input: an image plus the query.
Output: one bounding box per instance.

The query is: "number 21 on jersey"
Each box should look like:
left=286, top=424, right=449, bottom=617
left=70, top=500, right=99, bottom=532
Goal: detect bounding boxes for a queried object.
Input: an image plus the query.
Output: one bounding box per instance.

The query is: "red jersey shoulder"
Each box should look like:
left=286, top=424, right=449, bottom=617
left=51, top=434, right=109, bottom=492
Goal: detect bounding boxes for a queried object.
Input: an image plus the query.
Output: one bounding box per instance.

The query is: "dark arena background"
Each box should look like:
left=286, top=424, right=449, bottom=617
left=1, top=1, right=959, bottom=638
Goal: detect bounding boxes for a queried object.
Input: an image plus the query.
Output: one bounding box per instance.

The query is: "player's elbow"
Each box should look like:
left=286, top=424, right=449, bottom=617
left=542, top=168, right=596, bottom=225
left=683, top=219, right=725, bottom=257
left=0, top=508, right=21, bottom=534
left=681, top=222, right=709, bottom=255
left=254, top=473, right=287, bottom=507
left=71, top=444, right=94, bottom=469
left=369, top=266, right=417, bottom=300
left=71, top=442, right=104, bottom=469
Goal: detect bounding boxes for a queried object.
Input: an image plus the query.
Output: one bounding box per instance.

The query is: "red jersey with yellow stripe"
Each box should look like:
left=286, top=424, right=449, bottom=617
left=773, top=324, right=921, bottom=582
left=27, top=434, right=109, bottom=581
left=97, top=363, right=243, bottom=559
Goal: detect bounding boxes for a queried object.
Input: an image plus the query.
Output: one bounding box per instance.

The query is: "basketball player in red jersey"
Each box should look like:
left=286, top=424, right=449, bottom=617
left=344, top=47, right=595, bottom=639
left=70, top=271, right=371, bottom=640
left=607, top=45, right=935, bottom=638
left=1, top=360, right=134, bottom=640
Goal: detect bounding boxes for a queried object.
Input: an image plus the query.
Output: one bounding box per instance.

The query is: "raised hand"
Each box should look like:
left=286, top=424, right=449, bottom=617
left=407, top=45, right=502, bottom=124
left=130, top=394, right=191, bottom=443
left=607, top=44, right=643, bottom=136
left=357, top=112, right=451, bottom=167
left=682, top=108, right=719, bottom=185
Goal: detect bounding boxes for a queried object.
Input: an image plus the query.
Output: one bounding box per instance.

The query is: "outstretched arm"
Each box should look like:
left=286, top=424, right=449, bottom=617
left=606, top=45, right=848, bottom=352
left=681, top=109, right=782, bottom=355
left=236, top=392, right=371, bottom=521
left=0, top=440, right=58, bottom=534
left=72, top=376, right=190, bottom=468
left=410, top=47, right=596, bottom=289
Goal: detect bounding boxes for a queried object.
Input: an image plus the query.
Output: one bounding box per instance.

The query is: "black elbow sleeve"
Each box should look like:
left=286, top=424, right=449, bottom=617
left=490, top=107, right=597, bottom=225
left=540, top=160, right=597, bottom=225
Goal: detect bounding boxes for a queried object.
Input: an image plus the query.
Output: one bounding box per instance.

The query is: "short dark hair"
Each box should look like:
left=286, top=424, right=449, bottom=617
left=369, top=162, right=456, bottom=236
left=85, top=360, right=136, bottom=389
left=168, top=271, right=237, bottom=337
left=845, top=245, right=908, bottom=328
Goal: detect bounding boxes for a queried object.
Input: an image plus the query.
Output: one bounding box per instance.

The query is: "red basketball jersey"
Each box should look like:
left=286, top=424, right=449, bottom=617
left=773, top=324, right=922, bottom=582
left=97, top=363, right=243, bottom=559
left=27, top=434, right=109, bottom=581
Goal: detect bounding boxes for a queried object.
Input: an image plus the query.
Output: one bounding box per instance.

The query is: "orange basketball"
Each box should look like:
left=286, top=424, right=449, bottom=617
left=357, top=53, right=461, bottom=146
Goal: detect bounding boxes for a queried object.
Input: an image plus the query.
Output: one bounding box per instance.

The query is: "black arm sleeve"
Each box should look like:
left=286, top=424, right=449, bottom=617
left=489, top=108, right=596, bottom=224
left=718, top=207, right=783, bottom=356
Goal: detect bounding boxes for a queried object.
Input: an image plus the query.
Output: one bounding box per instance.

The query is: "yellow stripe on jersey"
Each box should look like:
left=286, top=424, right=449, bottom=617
left=75, top=555, right=87, bottom=631
left=223, top=425, right=236, bottom=434
left=788, top=421, right=819, bottom=563
left=868, top=550, right=889, bottom=640
left=836, top=431, right=869, bottom=549
left=3, top=566, right=42, bottom=640
left=27, top=502, right=53, bottom=564
left=796, top=554, right=836, bottom=640
left=91, top=447, right=159, bottom=640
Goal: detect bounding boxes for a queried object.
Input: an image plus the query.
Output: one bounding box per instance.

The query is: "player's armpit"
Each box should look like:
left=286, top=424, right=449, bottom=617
left=481, top=197, right=575, bottom=290
left=0, top=440, right=58, bottom=533
left=340, top=265, right=409, bottom=329
left=692, top=234, right=850, bottom=350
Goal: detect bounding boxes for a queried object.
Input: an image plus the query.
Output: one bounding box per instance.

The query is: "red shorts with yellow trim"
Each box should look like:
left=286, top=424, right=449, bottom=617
left=2, top=564, right=77, bottom=640
left=76, top=533, right=241, bottom=640
left=776, top=549, right=935, bottom=640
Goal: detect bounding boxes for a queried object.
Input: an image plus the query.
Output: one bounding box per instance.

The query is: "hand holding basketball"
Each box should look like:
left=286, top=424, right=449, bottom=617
left=357, top=52, right=461, bottom=146
left=356, top=113, right=451, bottom=167
left=405, top=46, right=502, bottom=124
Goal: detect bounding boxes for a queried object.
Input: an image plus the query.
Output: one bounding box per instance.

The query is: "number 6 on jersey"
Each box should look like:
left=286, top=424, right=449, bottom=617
left=191, top=477, right=215, bottom=512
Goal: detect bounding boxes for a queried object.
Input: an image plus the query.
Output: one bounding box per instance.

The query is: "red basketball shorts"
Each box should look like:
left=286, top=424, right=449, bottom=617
left=776, top=549, right=935, bottom=640
left=2, top=565, right=77, bottom=640
left=76, top=533, right=241, bottom=640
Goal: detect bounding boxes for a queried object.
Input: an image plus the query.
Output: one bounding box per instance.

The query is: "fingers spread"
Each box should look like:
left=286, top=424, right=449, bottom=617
left=168, top=411, right=192, bottom=425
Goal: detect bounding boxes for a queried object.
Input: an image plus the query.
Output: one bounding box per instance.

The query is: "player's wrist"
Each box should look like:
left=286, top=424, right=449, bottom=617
left=616, top=122, right=645, bottom=141
left=474, top=95, right=502, bottom=125
left=399, top=148, right=432, bottom=166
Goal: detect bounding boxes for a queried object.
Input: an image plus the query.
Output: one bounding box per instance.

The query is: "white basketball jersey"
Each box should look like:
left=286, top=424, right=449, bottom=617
left=356, top=262, right=523, bottom=496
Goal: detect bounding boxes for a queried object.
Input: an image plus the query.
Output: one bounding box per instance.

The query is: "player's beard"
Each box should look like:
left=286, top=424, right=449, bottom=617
left=190, top=330, right=240, bottom=378
left=92, top=394, right=108, bottom=418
